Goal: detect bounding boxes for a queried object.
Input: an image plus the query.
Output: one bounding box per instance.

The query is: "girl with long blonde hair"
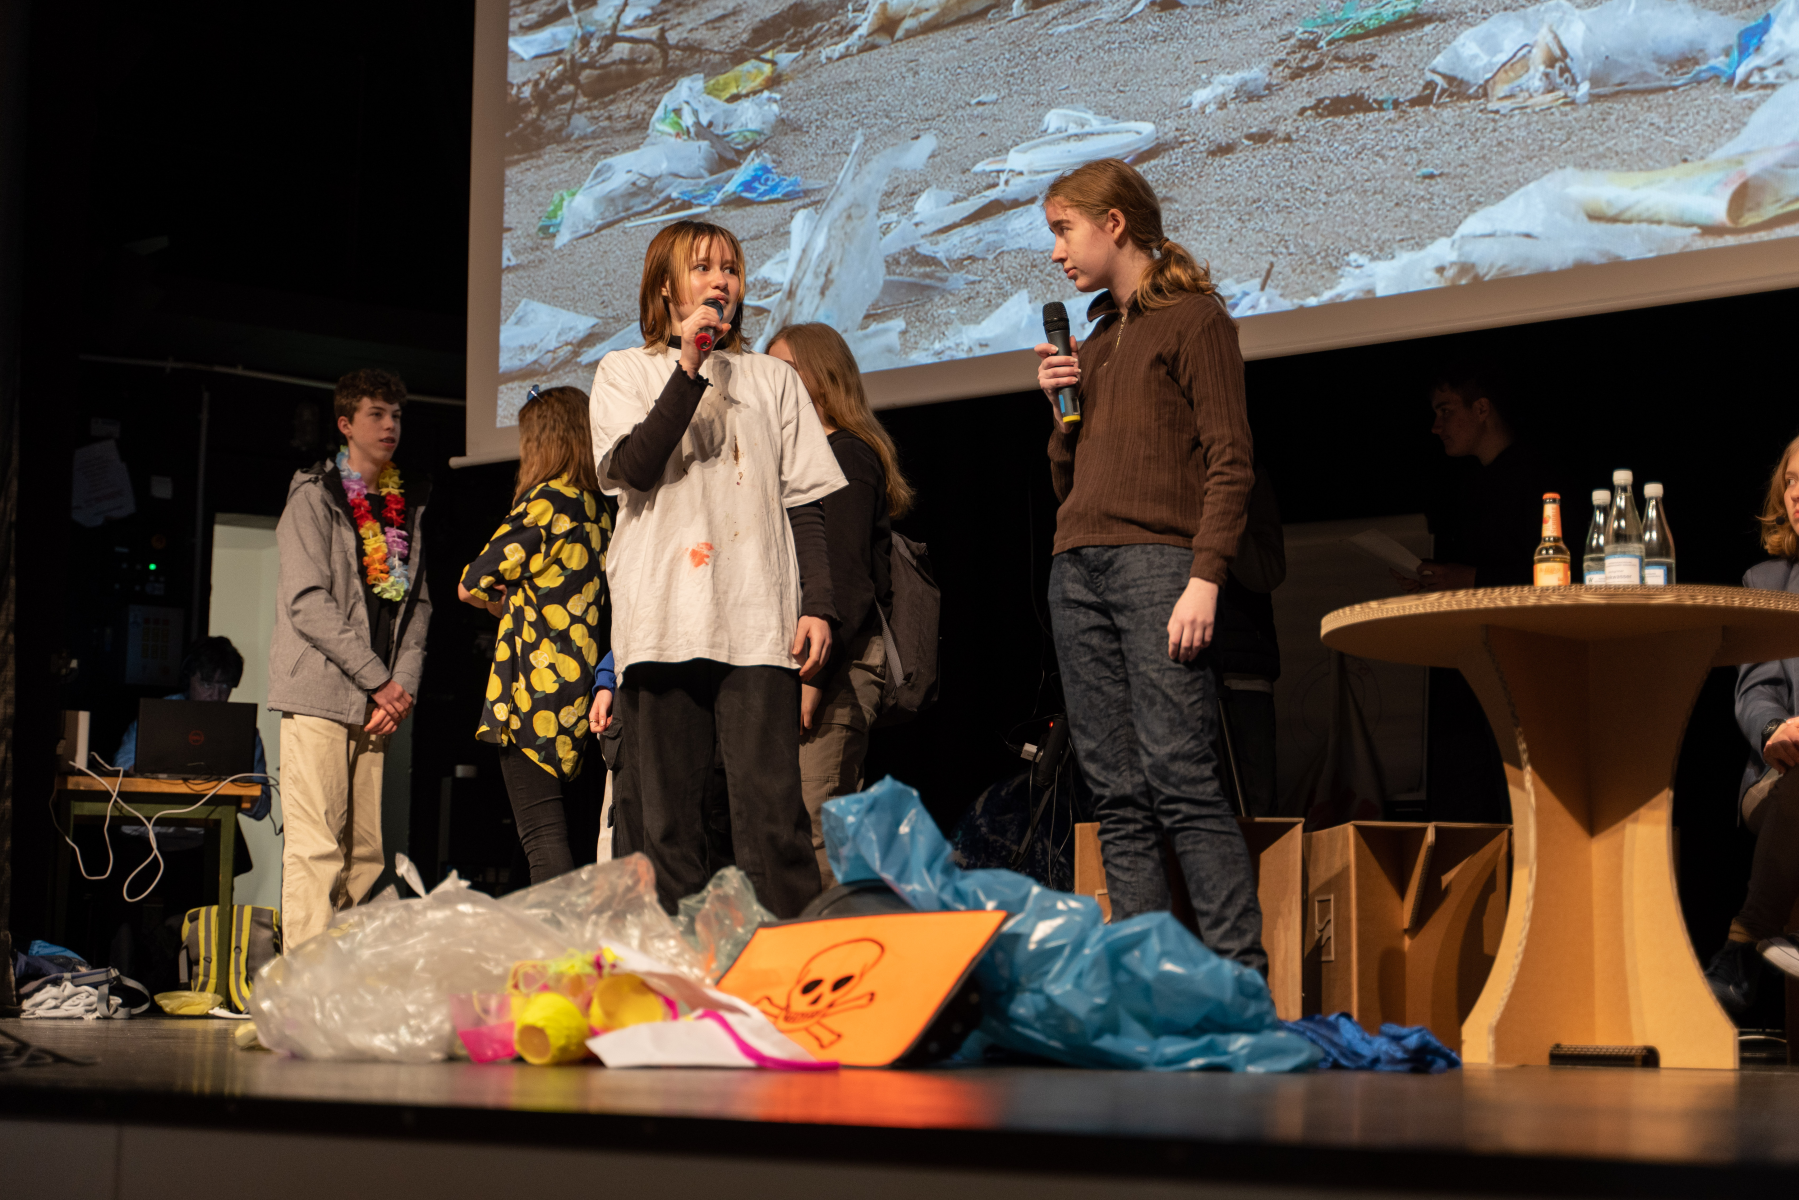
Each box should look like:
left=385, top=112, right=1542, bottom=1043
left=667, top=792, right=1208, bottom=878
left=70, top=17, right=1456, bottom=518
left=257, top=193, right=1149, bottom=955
left=768, top=322, right=914, bottom=887
left=457, top=385, right=609, bottom=883
left=1030, top=158, right=1266, bottom=974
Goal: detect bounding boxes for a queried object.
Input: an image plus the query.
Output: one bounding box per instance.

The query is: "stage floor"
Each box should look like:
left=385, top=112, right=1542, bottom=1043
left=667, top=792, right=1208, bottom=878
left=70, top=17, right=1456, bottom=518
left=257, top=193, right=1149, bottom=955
left=4, top=1017, right=1798, bottom=1198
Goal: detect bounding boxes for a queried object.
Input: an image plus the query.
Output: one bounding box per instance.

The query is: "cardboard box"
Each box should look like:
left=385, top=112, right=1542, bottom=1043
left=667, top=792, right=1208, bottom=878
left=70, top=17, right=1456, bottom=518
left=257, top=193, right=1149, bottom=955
left=1303, top=821, right=1509, bottom=1051
left=1071, top=817, right=1305, bottom=1020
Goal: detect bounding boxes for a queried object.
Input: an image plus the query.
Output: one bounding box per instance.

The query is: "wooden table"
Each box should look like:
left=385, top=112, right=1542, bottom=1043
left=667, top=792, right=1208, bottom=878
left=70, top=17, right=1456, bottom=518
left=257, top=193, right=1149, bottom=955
left=53, top=776, right=260, bottom=992
left=1321, top=585, right=1799, bottom=1069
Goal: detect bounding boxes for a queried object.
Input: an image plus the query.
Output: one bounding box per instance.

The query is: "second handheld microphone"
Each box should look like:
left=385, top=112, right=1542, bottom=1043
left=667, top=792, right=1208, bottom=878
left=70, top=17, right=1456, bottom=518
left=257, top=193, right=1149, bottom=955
left=1041, top=302, right=1081, bottom=428
left=693, top=298, right=728, bottom=354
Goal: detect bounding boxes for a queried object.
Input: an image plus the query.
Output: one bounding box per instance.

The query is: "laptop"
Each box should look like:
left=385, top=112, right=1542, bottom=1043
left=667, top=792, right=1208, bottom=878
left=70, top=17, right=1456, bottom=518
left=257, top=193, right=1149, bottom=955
left=134, top=699, right=258, bottom=779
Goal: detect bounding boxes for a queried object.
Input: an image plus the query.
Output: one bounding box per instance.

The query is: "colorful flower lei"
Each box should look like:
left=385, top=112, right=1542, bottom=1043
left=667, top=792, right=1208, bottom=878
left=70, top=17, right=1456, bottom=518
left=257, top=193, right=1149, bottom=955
left=337, top=448, right=411, bottom=601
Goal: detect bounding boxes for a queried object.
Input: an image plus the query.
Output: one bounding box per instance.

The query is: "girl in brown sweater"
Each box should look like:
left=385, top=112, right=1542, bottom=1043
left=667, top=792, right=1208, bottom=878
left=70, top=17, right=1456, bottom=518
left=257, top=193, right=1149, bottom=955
left=1032, top=159, right=1265, bottom=974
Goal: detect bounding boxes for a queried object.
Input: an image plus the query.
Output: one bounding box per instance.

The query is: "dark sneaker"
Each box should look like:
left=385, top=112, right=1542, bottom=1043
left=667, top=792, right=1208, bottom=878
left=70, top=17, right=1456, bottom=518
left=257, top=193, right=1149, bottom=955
left=1706, top=939, right=1763, bottom=1018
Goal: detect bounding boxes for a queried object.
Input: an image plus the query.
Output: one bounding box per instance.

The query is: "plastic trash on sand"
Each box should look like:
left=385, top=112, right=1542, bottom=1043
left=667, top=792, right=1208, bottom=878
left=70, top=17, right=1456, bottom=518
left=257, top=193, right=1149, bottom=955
left=1284, top=1013, right=1460, bottom=1072
left=650, top=74, right=781, bottom=151
left=1317, top=80, right=1799, bottom=301
left=1727, top=0, right=1799, bottom=88
left=676, top=865, right=775, bottom=982
left=704, top=53, right=801, bottom=103
left=672, top=152, right=806, bottom=207
left=1188, top=66, right=1272, bottom=113
left=973, top=108, right=1157, bottom=175
left=1425, top=1, right=1739, bottom=108
left=752, top=132, right=936, bottom=352
left=554, top=136, right=722, bottom=248
left=498, top=298, right=600, bottom=378
left=822, top=777, right=1322, bottom=1071
left=1300, top=0, right=1424, bottom=47
left=824, top=0, right=999, bottom=62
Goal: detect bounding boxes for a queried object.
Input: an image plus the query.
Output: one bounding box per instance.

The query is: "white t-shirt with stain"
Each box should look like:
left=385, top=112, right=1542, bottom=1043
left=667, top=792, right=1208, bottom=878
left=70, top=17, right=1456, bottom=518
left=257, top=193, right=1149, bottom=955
left=589, top=344, right=847, bottom=675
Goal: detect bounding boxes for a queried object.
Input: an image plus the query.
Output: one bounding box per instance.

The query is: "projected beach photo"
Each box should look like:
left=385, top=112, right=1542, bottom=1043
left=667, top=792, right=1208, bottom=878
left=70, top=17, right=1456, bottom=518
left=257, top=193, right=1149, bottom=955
left=498, top=0, right=1799, bottom=419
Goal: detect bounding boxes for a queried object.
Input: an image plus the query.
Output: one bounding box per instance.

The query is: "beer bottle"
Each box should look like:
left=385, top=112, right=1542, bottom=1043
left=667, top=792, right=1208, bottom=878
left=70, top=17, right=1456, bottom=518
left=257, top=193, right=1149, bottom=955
left=1533, top=492, right=1572, bottom=587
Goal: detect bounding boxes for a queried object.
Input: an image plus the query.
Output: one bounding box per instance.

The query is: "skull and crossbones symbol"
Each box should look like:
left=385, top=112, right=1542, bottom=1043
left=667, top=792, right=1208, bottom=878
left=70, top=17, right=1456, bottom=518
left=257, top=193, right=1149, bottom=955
left=755, top=938, right=884, bottom=1049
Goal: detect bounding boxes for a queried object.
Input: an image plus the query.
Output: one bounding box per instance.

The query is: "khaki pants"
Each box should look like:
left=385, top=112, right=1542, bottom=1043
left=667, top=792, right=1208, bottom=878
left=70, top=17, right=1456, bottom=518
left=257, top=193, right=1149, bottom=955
left=279, top=713, right=386, bottom=950
left=798, top=627, right=886, bottom=890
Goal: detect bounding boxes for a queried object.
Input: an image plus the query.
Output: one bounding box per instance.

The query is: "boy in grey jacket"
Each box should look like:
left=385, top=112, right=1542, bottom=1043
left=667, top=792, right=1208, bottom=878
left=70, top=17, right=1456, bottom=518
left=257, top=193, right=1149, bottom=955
left=270, top=369, right=430, bottom=949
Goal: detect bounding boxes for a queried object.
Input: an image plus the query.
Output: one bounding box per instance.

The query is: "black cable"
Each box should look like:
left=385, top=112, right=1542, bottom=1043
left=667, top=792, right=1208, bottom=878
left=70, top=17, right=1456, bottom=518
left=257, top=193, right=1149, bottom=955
left=0, top=1025, right=96, bottom=1069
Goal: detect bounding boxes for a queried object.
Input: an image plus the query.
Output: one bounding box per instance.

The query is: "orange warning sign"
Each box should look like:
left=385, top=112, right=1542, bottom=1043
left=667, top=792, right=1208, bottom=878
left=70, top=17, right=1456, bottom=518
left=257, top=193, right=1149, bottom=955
left=716, top=910, right=1005, bottom=1067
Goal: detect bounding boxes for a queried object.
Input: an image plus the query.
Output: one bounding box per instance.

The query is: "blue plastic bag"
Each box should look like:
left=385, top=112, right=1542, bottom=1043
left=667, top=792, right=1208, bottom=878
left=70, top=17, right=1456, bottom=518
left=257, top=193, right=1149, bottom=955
left=1283, top=1013, right=1460, bottom=1073
left=823, top=778, right=1322, bottom=1072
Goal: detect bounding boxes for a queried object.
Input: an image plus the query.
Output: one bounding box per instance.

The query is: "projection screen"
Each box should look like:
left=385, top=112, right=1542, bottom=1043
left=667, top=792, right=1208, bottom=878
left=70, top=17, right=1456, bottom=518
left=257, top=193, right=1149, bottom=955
left=461, top=0, right=1799, bottom=464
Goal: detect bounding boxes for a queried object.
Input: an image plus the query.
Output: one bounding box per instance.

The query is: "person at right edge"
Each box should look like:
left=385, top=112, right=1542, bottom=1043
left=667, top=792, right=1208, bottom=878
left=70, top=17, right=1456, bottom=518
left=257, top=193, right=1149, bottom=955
left=1032, top=159, right=1266, bottom=975
left=1705, top=432, right=1799, bottom=1017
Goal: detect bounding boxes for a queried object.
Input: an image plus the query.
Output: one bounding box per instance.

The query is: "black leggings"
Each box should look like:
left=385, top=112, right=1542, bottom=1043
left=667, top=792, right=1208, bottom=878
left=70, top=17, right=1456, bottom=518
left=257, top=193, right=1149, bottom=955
left=497, top=745, right=574, bottom=885
left=1739, top=777, right=1799, bottom=941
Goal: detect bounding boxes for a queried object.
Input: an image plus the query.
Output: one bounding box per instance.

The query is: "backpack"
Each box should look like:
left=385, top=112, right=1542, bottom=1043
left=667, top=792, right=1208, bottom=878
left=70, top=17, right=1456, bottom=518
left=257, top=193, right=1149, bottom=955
left=872, top=531, right=941, bottom=727
left=180, top=905, right=282, bottom=1013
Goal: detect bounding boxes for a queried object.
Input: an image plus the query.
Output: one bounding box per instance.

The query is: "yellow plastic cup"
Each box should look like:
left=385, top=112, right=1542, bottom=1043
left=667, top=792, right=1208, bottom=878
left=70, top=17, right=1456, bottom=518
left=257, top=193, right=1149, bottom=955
left=513, top=992, right=591, bottom=1065
left=589, top=973, right=669, bottom=1033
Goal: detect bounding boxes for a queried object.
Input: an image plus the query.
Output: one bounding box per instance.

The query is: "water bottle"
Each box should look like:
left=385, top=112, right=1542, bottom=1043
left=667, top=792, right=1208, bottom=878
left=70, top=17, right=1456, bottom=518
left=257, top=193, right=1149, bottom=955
left=1583, top=489, right=1610, bottom=585
left=1605, top=469, right=1644, bottom=586
left=1643, top=482, right=1675, bottom=585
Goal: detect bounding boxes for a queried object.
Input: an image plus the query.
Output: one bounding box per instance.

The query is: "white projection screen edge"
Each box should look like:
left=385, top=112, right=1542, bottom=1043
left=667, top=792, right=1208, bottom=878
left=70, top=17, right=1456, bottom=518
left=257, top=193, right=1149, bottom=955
left=461, top=0, right=1799, bottom=466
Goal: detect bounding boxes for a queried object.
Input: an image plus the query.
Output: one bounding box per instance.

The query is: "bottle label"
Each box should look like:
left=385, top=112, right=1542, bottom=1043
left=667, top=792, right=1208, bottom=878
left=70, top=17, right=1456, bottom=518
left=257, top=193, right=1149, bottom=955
left=1541, top=500, right=1563, bottom=540
left=1535, top=562, right=1571, bottom=587
left=1645, top=564, right=1668, bottom=586
left=1584, top=570, right=1605, bottom=585
left=1605, top=554, right=1643, bottom=586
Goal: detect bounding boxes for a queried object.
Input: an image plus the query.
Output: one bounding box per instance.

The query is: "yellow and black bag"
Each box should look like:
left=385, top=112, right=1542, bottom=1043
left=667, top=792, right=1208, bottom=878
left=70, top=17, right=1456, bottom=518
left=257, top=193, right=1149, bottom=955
left=179, top=905, right=281, bottom=1014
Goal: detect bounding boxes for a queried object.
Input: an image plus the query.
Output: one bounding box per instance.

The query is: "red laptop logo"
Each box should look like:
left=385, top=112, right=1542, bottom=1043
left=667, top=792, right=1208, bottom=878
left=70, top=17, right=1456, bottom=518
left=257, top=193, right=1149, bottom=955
left=188, top=730, right=205, bottom=746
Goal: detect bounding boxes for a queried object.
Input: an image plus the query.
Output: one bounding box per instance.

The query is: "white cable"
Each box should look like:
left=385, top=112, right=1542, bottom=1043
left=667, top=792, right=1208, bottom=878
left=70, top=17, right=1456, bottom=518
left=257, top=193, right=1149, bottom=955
left=52, top=757, right=280, bottom=904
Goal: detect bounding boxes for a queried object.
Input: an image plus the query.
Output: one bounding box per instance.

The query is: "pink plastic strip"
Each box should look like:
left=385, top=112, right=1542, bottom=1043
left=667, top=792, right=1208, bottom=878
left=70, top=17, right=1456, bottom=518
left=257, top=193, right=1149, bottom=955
left=696, top=1009, right=837, bottom=1071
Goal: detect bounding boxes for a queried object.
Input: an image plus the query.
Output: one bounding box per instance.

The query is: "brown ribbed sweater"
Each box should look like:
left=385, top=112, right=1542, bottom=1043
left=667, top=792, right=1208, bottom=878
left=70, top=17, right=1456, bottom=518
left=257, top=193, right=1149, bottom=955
left=1047, top=289, right=1254, bottom=585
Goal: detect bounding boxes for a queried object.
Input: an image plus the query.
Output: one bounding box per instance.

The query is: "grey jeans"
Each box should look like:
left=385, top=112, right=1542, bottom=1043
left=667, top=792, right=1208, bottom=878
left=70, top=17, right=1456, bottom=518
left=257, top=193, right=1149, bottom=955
left=1049, top=544, right=1267, bottom=974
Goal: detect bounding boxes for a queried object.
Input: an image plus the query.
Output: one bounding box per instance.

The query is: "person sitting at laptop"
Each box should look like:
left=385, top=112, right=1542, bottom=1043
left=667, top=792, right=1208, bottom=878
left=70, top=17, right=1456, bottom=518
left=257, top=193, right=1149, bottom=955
left=114, top=635, right=272, bottom=821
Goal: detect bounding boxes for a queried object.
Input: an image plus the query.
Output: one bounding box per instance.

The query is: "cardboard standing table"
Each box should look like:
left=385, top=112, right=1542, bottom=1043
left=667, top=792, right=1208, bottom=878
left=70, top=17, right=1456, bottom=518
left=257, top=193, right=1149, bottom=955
left=1321, top=585, right=1799, bottom=1069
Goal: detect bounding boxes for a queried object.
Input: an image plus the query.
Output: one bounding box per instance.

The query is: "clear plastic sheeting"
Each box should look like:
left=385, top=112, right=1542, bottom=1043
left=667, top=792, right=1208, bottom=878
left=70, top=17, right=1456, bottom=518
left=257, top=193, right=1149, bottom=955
left=675, top=866, right=775, bottom=983
left=250, top=877, right=568, bottom=1063
left=822, top=777, right=1323, bottom=1072
left=503, top=854, right=706, bottom=981
left=250, top=855, right=712, bottom=1063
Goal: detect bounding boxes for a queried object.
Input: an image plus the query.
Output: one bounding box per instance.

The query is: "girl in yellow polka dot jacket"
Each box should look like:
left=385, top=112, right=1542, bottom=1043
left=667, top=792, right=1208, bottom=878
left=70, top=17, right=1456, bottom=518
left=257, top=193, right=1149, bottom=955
left=458, top=385, right=612, bottom=884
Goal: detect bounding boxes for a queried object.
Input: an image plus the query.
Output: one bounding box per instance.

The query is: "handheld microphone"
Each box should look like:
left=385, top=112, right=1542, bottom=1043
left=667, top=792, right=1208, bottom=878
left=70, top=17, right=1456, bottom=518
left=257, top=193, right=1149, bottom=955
left=692, top=298, right=727, bottom=354
left=1041, top=302, right=1081, bottom=428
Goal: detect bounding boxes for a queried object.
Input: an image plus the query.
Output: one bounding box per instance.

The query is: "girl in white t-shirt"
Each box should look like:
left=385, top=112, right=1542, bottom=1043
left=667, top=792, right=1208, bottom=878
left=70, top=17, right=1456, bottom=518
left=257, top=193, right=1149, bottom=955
left=588, top=220, right=846, bottom=918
